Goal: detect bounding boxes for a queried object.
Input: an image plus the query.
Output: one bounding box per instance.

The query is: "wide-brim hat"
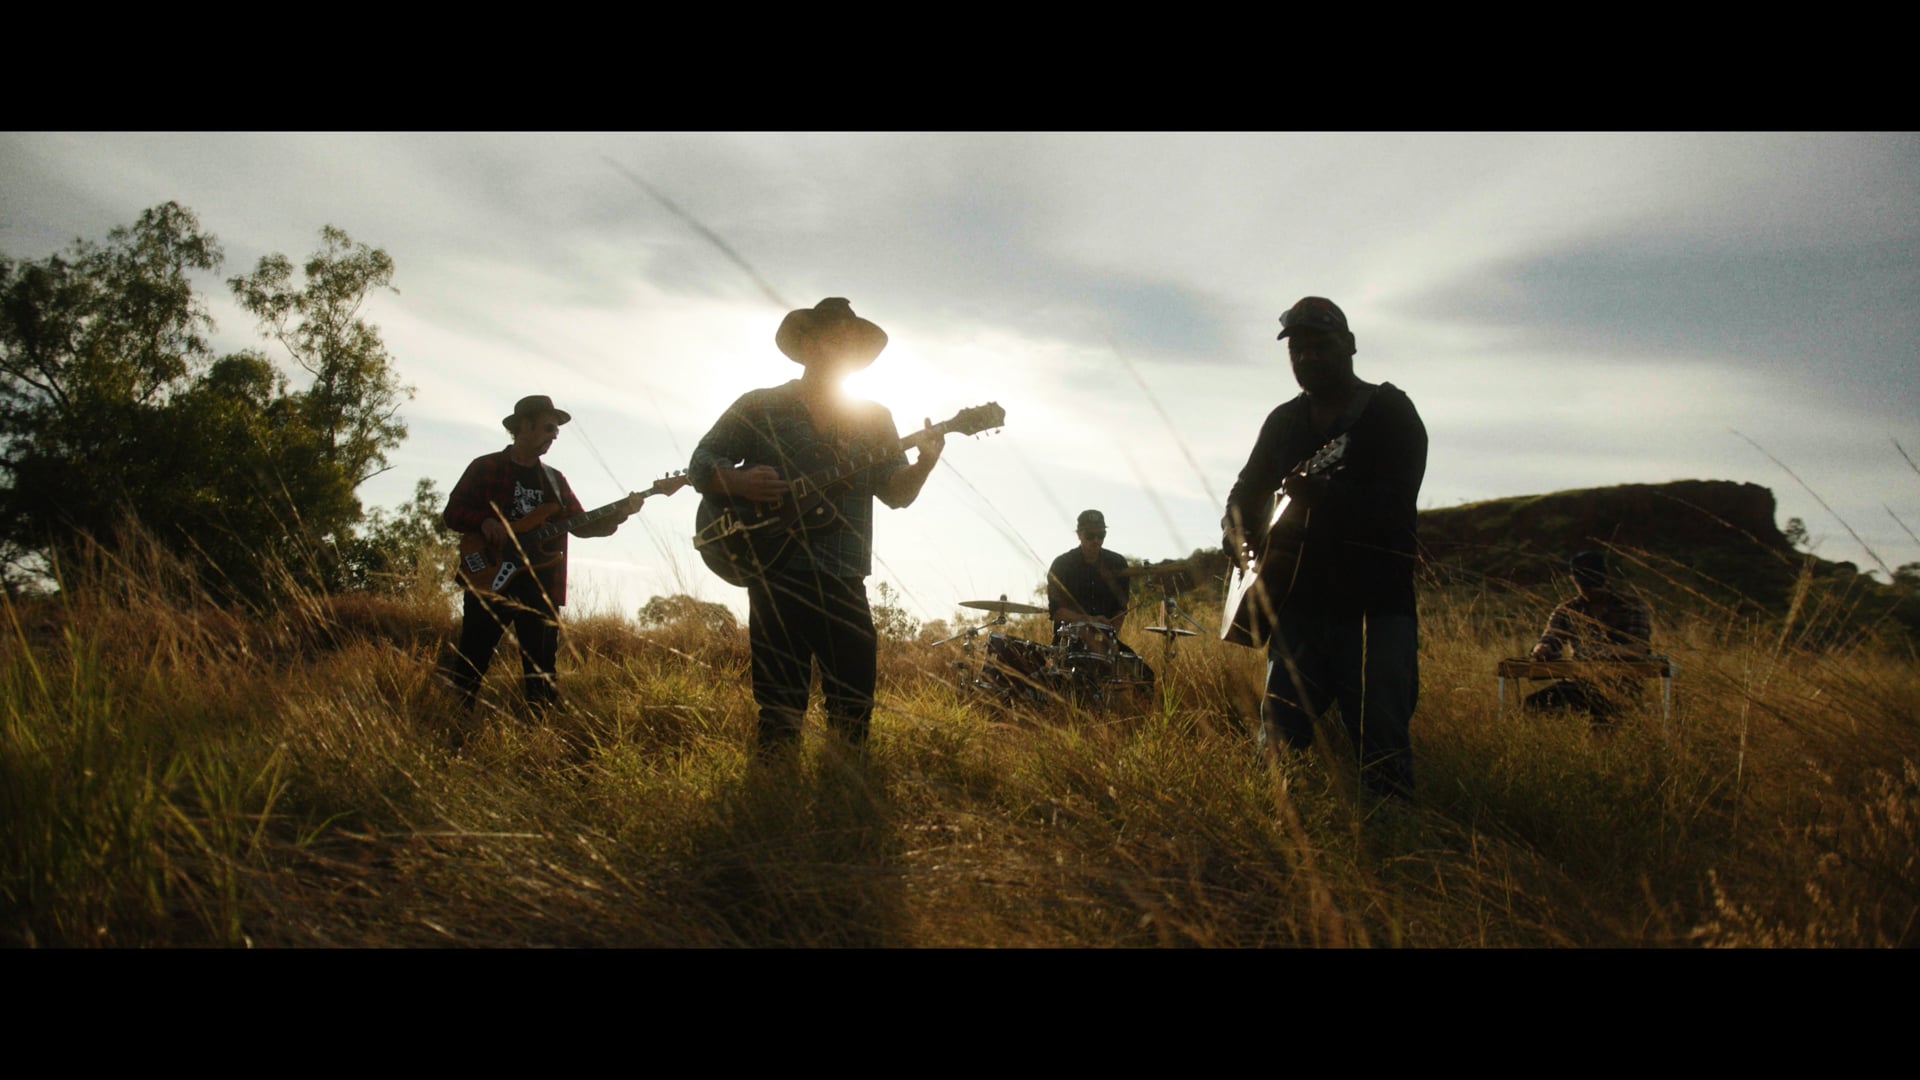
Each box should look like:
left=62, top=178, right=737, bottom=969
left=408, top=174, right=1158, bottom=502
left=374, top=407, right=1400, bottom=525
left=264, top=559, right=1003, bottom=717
left=775, top=297, right=888, bottom=370
left=502, top=394, right=573, bottom=433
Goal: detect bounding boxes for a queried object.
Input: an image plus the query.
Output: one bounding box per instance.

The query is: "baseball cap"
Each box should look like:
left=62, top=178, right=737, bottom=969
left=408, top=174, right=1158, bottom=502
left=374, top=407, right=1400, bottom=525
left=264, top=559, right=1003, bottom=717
left=1277, top=296, right=1350, bottom=340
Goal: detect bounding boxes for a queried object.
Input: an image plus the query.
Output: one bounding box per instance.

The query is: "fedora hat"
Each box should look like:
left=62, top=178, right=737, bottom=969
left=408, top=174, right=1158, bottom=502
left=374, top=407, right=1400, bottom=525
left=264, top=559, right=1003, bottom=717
left=502, top=394, right=573, bottom=434
left=775, top=297, right=888, bottom=370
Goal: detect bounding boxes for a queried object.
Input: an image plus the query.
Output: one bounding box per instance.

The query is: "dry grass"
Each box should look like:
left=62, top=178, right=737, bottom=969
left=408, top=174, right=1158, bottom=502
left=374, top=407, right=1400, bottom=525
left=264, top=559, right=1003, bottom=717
left=4, top=535, right=1917, bottom=948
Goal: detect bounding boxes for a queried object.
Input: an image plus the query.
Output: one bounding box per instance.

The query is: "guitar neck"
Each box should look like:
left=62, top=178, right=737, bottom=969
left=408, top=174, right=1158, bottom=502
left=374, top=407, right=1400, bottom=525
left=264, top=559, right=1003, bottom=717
left=526, top=481, right=670, bottom=544
left=792, top=422, right=955, bottom=497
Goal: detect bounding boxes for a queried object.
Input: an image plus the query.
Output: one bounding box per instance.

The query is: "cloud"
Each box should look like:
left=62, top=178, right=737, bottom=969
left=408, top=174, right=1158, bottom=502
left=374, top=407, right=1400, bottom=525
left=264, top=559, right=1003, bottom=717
left=1395, top=233, right=1920, bottom=420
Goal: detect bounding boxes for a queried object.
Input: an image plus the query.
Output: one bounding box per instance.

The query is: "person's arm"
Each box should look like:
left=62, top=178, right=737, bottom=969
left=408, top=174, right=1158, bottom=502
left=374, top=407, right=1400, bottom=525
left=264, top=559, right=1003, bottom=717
left=443, top=457, right=490, bottom=533
left=1223, top=406, right=1293, bottom=566
left=690, top=395, right=790, bottom=505
left=563, top=472, right=635, bottom=538
left=1046, top=559, right=1076, bottom=623
left=1531, top=603, right=1573, bottom=660
left=880, top=416, right=945, bottom=509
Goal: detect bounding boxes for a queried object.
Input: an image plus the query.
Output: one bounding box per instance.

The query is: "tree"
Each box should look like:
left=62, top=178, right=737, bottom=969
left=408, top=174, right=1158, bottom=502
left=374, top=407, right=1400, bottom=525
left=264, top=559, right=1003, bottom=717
left=871, top=581, right=920, bottom=644
left=1783, top=516, right=1811, bottom=550
left=0, top=206, right=420, bottom=606
left=330, top=478, right=457, bottom=600
left=229, top=227, right=412, bottom=486
left=637, top=594, right=738, bottom=635
left=0, top=203, right=225, bottom=574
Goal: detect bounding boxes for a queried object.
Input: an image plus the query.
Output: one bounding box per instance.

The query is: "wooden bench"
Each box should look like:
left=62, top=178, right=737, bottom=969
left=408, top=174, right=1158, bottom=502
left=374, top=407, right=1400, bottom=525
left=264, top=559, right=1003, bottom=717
left=1496, top=656, right=1675, bottom=726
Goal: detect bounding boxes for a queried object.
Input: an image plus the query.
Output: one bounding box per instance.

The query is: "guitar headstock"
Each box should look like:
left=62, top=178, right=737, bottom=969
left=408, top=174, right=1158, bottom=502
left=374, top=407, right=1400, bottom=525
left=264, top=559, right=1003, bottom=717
left=651, top=469, right=691, bottom=497
left=1304, top=434, right=1349, bottom=476
left=943, top=401, right=1006, bottom=438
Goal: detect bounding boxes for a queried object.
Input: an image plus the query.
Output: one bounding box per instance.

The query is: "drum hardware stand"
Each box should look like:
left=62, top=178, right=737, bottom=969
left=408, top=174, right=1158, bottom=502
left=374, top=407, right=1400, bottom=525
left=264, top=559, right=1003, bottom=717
left=1142, top=573, right=1204, bottom=663
left=937, top=594, right=1051, bottom=702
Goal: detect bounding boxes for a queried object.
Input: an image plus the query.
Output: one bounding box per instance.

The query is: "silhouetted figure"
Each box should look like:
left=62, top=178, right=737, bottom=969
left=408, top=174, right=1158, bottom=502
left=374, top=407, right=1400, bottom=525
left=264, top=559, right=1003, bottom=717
left=1223, top=297, right=1427, bottom=801
left=1047, top=508, right=1153, bottom=687
left=689, top=298, right=945, bottom=757
left=1524, top=550, right=1655, bottom=722
left=443, top=395, right=634, bottom=714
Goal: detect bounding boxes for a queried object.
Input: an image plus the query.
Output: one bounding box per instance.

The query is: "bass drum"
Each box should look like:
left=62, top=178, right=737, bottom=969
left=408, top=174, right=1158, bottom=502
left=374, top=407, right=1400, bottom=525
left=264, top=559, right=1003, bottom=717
left=987, top=633, right=1051, bottom=677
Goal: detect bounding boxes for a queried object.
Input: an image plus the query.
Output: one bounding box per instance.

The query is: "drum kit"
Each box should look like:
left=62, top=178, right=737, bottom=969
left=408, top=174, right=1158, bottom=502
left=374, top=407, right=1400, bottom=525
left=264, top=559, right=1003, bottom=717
left=933, top=594, right=1158, bottom=712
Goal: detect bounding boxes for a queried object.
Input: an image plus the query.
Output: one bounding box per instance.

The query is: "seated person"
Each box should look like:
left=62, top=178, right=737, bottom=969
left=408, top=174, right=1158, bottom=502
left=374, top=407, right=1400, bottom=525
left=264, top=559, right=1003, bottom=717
left=1523, top=550, right=1655, bottom=721
left=1046, top=510, right=1152, bottom=683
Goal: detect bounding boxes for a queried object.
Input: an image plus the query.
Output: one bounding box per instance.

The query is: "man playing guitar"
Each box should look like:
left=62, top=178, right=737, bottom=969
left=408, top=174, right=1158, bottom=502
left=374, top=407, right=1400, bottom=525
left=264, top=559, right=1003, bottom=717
left=442, top=394, right=638, bottom=715
left=1222, top=297, right=1427, bottom=801
left=689, top=298, right=945, bottom=757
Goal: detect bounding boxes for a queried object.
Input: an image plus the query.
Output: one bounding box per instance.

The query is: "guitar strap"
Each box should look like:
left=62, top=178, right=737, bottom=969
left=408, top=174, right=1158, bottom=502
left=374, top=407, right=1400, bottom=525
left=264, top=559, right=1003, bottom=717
left=1329, top=381, right=1376, bottom=441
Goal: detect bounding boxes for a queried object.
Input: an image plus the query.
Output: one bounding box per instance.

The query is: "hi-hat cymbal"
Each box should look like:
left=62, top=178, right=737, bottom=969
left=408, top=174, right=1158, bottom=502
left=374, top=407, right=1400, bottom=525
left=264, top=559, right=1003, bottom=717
left=1143, top=626, right=1198, bottom=636
left=959, top=598, right=1047, bottom=615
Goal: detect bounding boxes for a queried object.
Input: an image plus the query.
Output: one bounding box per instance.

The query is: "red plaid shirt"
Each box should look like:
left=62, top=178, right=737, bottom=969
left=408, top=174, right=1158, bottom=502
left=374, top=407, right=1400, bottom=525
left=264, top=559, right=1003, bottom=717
left=443, top=448, right=587, bottom=606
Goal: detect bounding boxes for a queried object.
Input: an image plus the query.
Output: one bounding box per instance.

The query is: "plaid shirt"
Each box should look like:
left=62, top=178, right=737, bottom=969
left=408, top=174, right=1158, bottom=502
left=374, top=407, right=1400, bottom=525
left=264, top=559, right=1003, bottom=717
left=1535, top=589, right=1654, bottom=660
left=443, top=448, right=586, bottom=605
left=689, top=381, right=908, bottom=579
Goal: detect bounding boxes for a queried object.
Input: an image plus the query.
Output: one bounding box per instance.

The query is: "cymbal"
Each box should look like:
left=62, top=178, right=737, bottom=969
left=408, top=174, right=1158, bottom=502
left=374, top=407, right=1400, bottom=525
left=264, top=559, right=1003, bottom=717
left=1143, top=626, right=1198, bottom=636
left=959, top=598, right=1047, bottom=615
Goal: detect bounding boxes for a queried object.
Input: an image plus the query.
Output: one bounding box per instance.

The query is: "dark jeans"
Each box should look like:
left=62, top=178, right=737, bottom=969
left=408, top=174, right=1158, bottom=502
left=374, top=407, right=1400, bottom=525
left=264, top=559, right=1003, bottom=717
left=748, top=570, right=877, bottom=752
left=447, top=577, right=560, bottom=711
left=1262, top=608, right=1418, bottom=800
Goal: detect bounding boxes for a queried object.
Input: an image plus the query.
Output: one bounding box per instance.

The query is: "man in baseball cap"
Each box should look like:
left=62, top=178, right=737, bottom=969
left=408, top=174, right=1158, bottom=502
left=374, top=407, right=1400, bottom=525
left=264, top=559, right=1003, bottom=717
left=1223, top=296, right=1428, bottom=802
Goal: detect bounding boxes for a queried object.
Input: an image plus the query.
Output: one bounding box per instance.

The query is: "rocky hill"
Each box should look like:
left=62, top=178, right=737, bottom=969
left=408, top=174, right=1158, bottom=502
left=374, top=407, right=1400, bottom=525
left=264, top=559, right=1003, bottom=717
left=1156, top=479, right=1917, bottom=645
left=1419, top=479, right=1793, bottom=592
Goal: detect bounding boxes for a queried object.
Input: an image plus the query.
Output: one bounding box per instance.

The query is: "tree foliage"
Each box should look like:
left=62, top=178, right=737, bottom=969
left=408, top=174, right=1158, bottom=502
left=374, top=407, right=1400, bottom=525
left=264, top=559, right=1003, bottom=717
left=637, top=593, right=738, bottom=635
left=229, top=227, right=412, bottom=487
left=0, top=204, right=428, bottom=606
left=331, top=478, right=458, bottom=601
left=1783, top=517, right=1810, bottom=550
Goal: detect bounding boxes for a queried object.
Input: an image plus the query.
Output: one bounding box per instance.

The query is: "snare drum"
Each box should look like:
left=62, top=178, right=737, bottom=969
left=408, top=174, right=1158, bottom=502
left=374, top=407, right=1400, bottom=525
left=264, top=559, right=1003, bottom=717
left=1062, top=649, right=1114, bottom=680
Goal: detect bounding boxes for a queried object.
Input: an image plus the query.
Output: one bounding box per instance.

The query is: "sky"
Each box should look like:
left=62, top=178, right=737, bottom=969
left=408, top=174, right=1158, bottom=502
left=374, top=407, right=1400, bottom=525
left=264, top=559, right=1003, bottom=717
left=3, top=131, right=1916, bottom=628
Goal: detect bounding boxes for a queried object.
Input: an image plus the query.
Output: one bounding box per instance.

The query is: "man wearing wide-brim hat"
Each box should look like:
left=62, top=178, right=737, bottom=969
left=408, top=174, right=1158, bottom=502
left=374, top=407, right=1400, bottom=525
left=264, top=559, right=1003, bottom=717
left=441, top=394, right=635, bottom=718
left=689, top=297, right=946, bottom=757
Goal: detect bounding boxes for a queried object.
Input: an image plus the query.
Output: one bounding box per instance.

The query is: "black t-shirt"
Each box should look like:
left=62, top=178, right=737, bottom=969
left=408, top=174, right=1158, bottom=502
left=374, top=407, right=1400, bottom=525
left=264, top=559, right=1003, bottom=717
left=1224, top=382, right=1427, bottom=616
left=1047, top=548, right=1131, bottom=621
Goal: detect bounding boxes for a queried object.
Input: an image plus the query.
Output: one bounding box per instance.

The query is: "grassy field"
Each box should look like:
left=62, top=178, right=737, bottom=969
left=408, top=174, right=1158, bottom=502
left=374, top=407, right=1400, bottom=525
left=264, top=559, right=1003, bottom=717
left=4, top=538, right=1916, bottom=948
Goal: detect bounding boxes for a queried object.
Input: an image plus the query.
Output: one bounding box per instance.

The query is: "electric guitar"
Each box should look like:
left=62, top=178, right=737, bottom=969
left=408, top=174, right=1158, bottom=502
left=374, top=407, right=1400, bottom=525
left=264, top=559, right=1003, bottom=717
left=1219, top=434, right=1349, bottom=647
left=693, top=402, right=1005, bottom=587
left=457, top=471, right=688, bottom=597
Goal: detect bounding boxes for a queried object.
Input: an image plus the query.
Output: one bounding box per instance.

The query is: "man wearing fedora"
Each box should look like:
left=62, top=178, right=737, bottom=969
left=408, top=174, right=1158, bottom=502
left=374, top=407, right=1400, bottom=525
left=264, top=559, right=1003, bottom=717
left=689, top=297, right=945, bottom=756
left=1223, top=296, right=1427, bottom=801
left=442, top=394, right=634, bottom=714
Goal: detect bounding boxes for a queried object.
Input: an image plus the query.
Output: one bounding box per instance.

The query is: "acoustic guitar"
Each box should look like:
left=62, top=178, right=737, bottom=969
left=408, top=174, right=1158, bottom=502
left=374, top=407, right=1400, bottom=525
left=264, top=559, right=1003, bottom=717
left=456, top=471, right=688, bottom=597
left=1218, top=434, right=1349, bottom=647
left=693, top=402, right=1004, bottom=587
